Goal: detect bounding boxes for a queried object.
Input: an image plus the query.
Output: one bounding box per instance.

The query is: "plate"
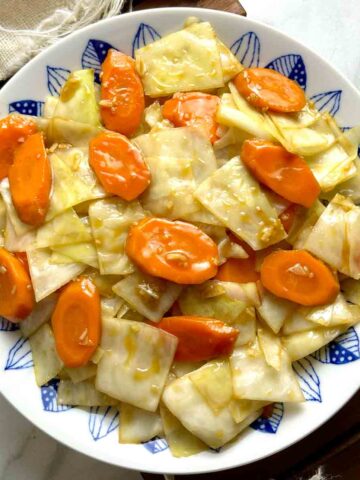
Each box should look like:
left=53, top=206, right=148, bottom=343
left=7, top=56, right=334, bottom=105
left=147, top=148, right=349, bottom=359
left=0, top=7, right=359, bottom=475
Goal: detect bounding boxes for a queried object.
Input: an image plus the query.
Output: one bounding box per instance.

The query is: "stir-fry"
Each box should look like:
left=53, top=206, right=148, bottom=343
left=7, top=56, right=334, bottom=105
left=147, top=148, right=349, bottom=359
left=0, top=18, right=359, bottom=456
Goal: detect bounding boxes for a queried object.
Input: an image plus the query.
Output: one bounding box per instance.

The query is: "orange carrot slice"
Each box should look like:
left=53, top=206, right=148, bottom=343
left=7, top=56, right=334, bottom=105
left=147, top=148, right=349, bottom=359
left=216, top=234, right=259, bottom=283
left=279, top=204, right=300, bottom=233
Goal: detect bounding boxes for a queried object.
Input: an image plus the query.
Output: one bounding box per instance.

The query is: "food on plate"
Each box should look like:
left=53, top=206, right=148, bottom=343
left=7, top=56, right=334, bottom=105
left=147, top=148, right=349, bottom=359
left=0, top=18, right=359, bottom=458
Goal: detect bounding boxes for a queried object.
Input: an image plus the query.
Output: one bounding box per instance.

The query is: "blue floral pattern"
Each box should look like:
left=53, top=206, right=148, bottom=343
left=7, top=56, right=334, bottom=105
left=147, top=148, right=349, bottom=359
left=88, top=406, right=119, bottom=441
left=265, top=54, right=307, bottom=90
left=81, top=39, right=115, bottom=83
left=230, top=31, right=260, bottom=67
left=0, top=317, right=19, bottom=332
left=41, top=379, right=72, bottom=412
left=132, top=23, right=161, bottom=57
left=293, top=358, right=322, bottom=402
left=4, top=336, right=33, bottom=370
left=143, top=437, right=169, bottom=454
left=9, top=100, right=44, bottom=116
left=310, top=90, right=342, bottom=116
left=251, top=403, right=284, bottom=434
left=47, top=66, right=70, bottom=96
left=312, top=327, right=360, bottom=364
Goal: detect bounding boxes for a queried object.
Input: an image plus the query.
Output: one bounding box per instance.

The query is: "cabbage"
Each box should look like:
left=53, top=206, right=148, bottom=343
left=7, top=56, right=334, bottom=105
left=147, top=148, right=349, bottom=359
left=54, top=69, right=101, bottom=126
left=84, top=270, right=123, bottom=298
left=195, top=156, right=286, bottom=250
left=257, top=324, right=282, bottom=371
left=189, top=359, right=233, bottom=413
left=89, top=198, right=144, bottom=275
left=29, top=324, right=63, bottom=386
left=133, top=127, right=219, bottom=224
left=287, top=201, right=325, bottom=249
left=304, top=293, right=354, bottom=327
left=43, top=95, right=59, bottom=118
left=160, top=404, right=207, bottom=457
left=116, top=300, right=145, bottom=322
left=233, top=307, right=257, bottom=347
left=321, top=158, right=360, bottom=204
left=46, top=118, right=103, bottom=147
left=0, top=179, right=34, bottom=236
left=142, top=102, right=173, bottom=134
left=51, top=242, right=99, bottom=268
left=341, top=278, right=360, bottom=305
left=266, top=103, right=320, bottom=130
left=230, top=338, right=304, bottom=402
left=257, top=289, right=295, bottom=334
left=27, top=248, right=85, bottom=301
left=171, top=361, right=205, bottom=378
left=119, top=403, right=163, bottom=444
left=304, top=194, right=360, bottom=279
left=58, top=379, right=117, bottom=406
left=216, top=39, right=242, bottom=82
left=135, top=22, right=224, bottom=97
left=100, top=296, right=123, bottom=318
left=20, top=293, right=58, bottom=338
left=64, top=364, right=97, bottom=384
left=162, top=374, right=259, bottom=449
left=229, top=399, right=267, bottom=424
left=4, top=216, right=36, bottom=252
left=282, top=310, right=318, bottom=336
left=112, top=270, right=182, bottom=322
left=96, top=317, right=178, bottom=411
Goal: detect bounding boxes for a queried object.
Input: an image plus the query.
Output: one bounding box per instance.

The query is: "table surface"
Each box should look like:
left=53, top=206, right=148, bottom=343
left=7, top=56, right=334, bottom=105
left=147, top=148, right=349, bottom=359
left=0, top=0, right=359, bottom=479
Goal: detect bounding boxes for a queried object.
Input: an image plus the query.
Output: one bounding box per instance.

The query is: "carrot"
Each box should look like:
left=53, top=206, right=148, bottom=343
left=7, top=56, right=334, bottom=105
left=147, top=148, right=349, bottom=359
left=126, top=217, right=219, bottom=284
left=100, top=49, right=144, bottom=137
left=9, top=132, right=52, bottom=226
left=241, top=139, right=320, bottom=208
left=0, top=114, right=37, bottom=180
left=279, top=204, right=300, bottom=233
left=162, top=92, right=220, bottom=143
left=52, top=276, right=101, bottom=368
left=234, top=67, right=306, bottom=113
left=0, top=247, right=34, bottom=321
left=260, top=250, right=339, bottom=306
left=14, top=252, right=30, bottom=275
left=89, top=131, right=150, bottom=201
left=157, top=316, right=238, bottom=361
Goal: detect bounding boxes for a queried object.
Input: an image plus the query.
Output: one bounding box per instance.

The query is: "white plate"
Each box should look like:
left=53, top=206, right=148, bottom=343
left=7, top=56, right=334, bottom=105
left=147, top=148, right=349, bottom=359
left=0, top=7, right=359, bottom=475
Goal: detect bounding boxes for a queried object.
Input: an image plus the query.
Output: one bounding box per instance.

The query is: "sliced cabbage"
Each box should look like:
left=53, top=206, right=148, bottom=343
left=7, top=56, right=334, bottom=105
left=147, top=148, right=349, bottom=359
left=96, top=317, right=178, bottom=411
left=282, top=310, right=318, bottom=336
left=133, top=127, right=219, bottom=224
left=112, top=270, right=182, bottom=322
left=0, top=179, right=34, bottom=236
left=321, top=158, right=360, bottom=204
left=304, top=293, right=354, bottom=327
left=304, top=194, right=360, bottom=279
left=4, top=216, right=36, bottom=252
left=51, top=242, right=98, bottom=268
left=266, top=103, right=320, bottom=130
left=27, top=248, right=85, bottom=301
left=229, top=399, right=267, bottom=424
left=46, top=118, right=103, bottom=147
left=135, top=22, right=224, bottom=97
left=29, top=323, right=63, bottom=386
left=50, top=252, right=74, bottom=264
left=341, top=278, right=360, bottom=305
left=85, top=270, right=123, bottom=298
left=64, top=364, right=97, bottom=384
left=54, top=69, right=101, bottom=126
left=230, top=338, right=304, bottom=402
left=89, top=198, right=144, bottom=275
left=188, top=359, right=233, bottom=413
left=119, top=403, right=163, bottom=444
left=287, top=201, right=325, bottom=249
left=43, top=95, right=59, bottom=118
left=257, top=324, right=282, bottom=371
left=20, top=293, right=58, bottom=338
left=58, top=379, right=117, bottom=406
left=160, top=404, right=207, bottom=458
left=100, top=296, right=122, bottom=318
left=171, top=361, right=205, bottom=378
left=216, top=39, right=242, bottom=82
left=195, top=156, right=286, bottom=250
left=162, top=374, right=259, bottom=448
left=233, top=307, right=257, bottom=347
left=257, top=289, right=295, bottom=334
left=36, top=209, right=91, bottom=248
left=116, top=300, right=145, bottom=322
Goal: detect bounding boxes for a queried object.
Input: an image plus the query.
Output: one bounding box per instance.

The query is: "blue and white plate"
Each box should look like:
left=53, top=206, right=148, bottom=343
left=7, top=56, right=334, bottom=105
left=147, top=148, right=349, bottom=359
left=0, top=7, right=359, bottom=475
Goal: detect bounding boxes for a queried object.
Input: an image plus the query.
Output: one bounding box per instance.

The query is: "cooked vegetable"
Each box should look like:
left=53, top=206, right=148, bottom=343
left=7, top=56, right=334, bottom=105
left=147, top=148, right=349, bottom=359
left=234, top=68, right=306, bottom=113
left=216, top=236, right=259, bottom=283
left=119, top=403, right=163, bottom=444
left=58, top=379, right=116, bottom=406
left=257, top=324, right=282, bottom=371
left=100, top=296, right=122, bottom=318
left=257, top=289, right=295, bottom=334
left=52, top=276, right=101, bottom=367
left=46, top=118, right=103, bottom=147
left=287, top=200, right=325, bottom=249
left=341, top=278, right=360, bottom=306
left=303, top=293, right=354, bottom=328
left=261, top=250, right=339, bottom=306
left=64, top=363, right=97, bottom=384
left=20, top=293, right=57, bottom=337
left=279, top=204, right=300, bottom=233
left=101, top=50, right=144, bottom=136
left=51, top=242, right=98, bottom=269
left=0, top=247, right=34, bottom=320
left=157, top=316, right=238, bottom=362
left=241, top=139, right=320, bottom=207
left=126, top=217, right=219, bottom=284
left=0, top=114, right=37, bottom=180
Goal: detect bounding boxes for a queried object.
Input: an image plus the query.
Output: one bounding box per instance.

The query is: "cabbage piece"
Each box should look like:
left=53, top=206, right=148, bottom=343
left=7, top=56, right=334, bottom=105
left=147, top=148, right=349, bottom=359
left=116, top=300, right=145, bottom=322
left=171, top=361, right=205, bottom=378
left=229, top=399, right=267, bottom=424
left=0, top=179, right=34, bottom=236
left=162, top=374, right=259, bottom=449
left=36, top=209, right=91, bottom=248
left=100, top=296, right=122, bottom=318
left=135, top=22, right=224, bottom=97
left=51, top=242, right=98, bottom=268
left=321, top=158, right=360, bottom=204
left=89, top=198, right=144, bottom=275
left=160, top=404, right=207, bottom=458
left=96, top=317, right=178, bottom=411
left=217, top=39, right=242, bottom=82
left=341, top=278, right=360, bottom=305
left=230, top=338, right=304, bottom=402
left=58, top=379, right=117, bottom=406
left=233, top=307, right=257, bottom=347
left=29, top=324, right=63, bottom=386
left=4, top=215, right=36, bottom=252
left=282, top=310, right=317, bottom=336
left=266, top=103, right=320, bottom=130
left=195, top=156, right=286, bottom=250
left=112, top=270, right=182, bottom=322
left=27, top=248, right=85, bottom=301
left=304, top=194, right=360, bottom=279
left=188, top=359, right=233, bottom=413
left=46, top=118, right=103, bottom=147
left=84, top=270, right=123, bottom=298
left=305, top=293, right=354, bottom=327
left=20, top=293, right=58, bottom=338
left=282, top=326, right=347, bottom=361
left=64, top=364, right=97, bottom=384
left=43, top=95, right=59, bottom=118
left=50, top=252, right=74, bottom=265
left=54, top=69, right=101, bottom=126
left=119, top=403, right=163, bottom=444
left=287, top=201, right=325, bottom=249
left=257, top=289, right=295, bottom=334
left=133, top=127, right=219, bottom=224
left=257, top=324, right=282, bottom=371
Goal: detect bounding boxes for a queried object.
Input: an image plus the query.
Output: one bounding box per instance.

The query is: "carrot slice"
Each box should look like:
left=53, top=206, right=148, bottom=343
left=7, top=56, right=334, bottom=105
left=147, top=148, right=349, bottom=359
left=157, top=316, right=238, bottom=361
left=0, top=114, right=37, bottom=180
left=162, top=92, right=220, bottom=143
left=279, top=204, right=300, bottom=233
left=100, top=49, right=144, bottom=136
left=52, top=276, right=101, bottom=368
left=0, top=247, right=34, bottom=321
left=260, top=250, right=339, bottom=306
left=234, top=67, right=306, bottom=113
left=241, top=139, right=320, bottom=208
left=126, top=217, right=219, bottom=284
left=89, top=131, right=150, bottom=201
left=9, top=132, right=52, bottom=226
left=14, top=252, right=30, bottom=275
